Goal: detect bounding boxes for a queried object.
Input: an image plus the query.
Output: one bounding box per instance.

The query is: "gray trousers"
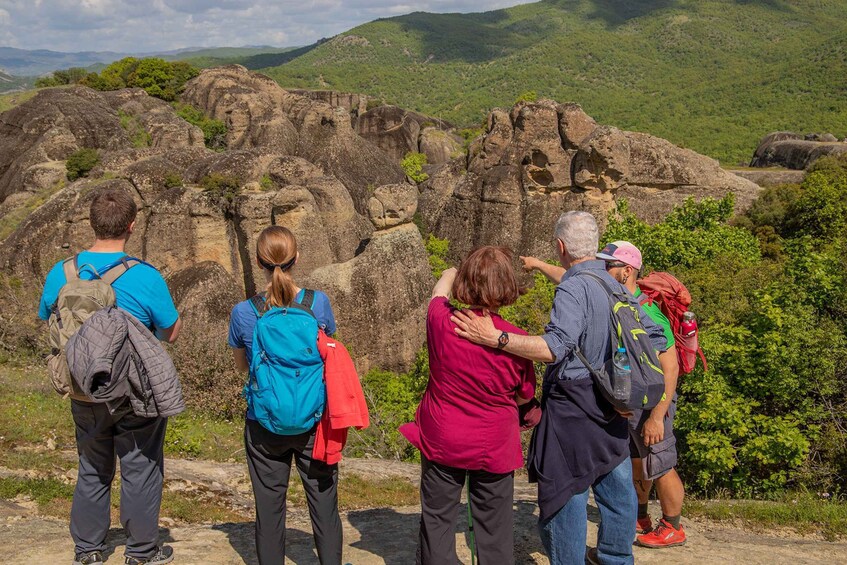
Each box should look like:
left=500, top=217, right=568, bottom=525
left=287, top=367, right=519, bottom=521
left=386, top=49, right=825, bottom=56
left=244, top=419, right=342, bottom=565
left=417, top=456, right=515, bottom=565
left=70, top=400, right=167, bottom=560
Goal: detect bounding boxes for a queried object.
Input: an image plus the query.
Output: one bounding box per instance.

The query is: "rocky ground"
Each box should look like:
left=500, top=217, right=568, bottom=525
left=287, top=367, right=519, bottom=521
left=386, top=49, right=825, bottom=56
left=2, top=456, right=844, bottom=564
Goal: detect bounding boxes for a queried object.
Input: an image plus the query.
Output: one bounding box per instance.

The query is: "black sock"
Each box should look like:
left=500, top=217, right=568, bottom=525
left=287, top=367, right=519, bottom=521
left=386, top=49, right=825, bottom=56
left=663, top=514, right=681, bottom=529
left=638, top=503, right=649, bottom=519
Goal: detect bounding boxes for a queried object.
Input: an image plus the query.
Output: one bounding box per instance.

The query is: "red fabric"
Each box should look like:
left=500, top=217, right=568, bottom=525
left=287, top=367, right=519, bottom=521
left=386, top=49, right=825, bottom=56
left=313, top=331, right=369, bottom=464
left=400, top=297, right=537, bottom=474
left=637, top=272, right=707, bottom=374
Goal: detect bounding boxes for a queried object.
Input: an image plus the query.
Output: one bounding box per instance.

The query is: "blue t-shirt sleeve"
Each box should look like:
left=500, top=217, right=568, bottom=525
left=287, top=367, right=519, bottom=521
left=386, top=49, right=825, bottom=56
left=38, top=261, right=67, bottom=320
left=135, top=266, right=179, bottom=330
left=313, top=291, right=337, bottom=336
left=228, top=302, right=250, bottom=349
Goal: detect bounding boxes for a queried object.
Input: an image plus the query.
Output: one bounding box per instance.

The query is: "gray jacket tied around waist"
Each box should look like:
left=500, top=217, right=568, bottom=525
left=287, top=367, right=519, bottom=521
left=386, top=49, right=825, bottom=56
left=66, top=306, right=185, bottom=418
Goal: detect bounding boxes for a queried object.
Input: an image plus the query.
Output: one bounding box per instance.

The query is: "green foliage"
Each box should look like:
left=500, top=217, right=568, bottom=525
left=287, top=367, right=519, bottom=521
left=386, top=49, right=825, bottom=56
left=424, top=234, right=449, bottom=278
left=34, top=67, right=89, bottom=88
left=118, top=110, right=151, bottom=148
left=261, top=1, right=847, bottom=164
left=259, top=174, right=274, bottom=191
left=401, top=151, right=429, bottom=183
left=65, top=148, right=100, bottom=181
left=164, top=415, right=202, bottom=457
left=515, top=90, right=538, bottom=104
left=348, top=348, right=429, bottom=460
left=173, top=102, right=228, bottom=150
left=604, top=195, right=761, bottom=272
left=81, top=57, right=198, bottom=102
left=201, top=173, right=242, bottom=203
left=163, top=173, right=183, bottom=189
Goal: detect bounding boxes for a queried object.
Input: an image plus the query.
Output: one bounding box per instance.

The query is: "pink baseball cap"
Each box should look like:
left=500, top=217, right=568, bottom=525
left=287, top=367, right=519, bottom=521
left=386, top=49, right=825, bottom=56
left=596, top=240, right=642, bottom=270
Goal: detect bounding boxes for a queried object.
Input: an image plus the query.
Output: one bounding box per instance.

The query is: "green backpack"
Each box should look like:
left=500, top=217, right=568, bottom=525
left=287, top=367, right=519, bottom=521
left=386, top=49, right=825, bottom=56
left=46, top=255, right=139, bottom=399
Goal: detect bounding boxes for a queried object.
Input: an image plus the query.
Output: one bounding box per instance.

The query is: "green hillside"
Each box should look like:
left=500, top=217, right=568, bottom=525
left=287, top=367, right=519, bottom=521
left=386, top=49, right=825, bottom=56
left=260, top=0, right=847, bottom=165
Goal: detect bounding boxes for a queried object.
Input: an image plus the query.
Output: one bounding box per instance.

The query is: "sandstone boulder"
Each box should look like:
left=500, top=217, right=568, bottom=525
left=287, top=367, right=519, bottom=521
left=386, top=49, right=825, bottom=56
left=303, top=223, right=432, bottom=374
left=355, top=105, right=458, bottom=164
left=419, top=127, right=463, bottom=165
left=0, top=87, right=131, bottom=204
left=751, top=131, right=847, bottom=169
left=368, top=184, right=418, bottom=229
left=102, top=89, right=206, bottom=149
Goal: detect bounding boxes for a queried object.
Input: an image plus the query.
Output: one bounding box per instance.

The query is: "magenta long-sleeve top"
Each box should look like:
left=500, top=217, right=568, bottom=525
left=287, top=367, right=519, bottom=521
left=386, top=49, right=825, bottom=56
left=400, top=297, right=537, bottom=473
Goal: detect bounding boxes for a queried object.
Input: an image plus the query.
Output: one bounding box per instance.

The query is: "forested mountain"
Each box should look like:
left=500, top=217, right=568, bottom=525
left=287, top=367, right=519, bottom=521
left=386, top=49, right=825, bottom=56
left=261, top=0, right=847, bottom=164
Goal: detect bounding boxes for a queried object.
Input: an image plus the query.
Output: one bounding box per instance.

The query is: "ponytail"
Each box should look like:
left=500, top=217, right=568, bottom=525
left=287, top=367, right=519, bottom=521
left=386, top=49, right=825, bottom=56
left=256, top=226, right=299, bottom=307
left=268, top=265, right=297, bottom=307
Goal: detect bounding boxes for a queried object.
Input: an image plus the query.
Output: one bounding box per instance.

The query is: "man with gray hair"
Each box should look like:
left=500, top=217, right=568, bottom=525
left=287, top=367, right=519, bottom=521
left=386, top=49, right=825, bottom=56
left=452, top=211, right=668, bottom=564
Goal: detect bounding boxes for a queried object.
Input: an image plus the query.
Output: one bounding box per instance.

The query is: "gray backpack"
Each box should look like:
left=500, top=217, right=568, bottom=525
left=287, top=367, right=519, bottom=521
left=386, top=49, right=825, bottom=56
left=47, top=255, right=139, bottom=399
left=574, top=271, right=666, bottom=412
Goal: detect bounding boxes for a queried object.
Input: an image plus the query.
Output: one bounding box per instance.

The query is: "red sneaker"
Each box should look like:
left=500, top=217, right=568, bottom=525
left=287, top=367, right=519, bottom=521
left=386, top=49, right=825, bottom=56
left=636, top=518, right=687, bottom=548
left=636, top=515, right=653, bottom=534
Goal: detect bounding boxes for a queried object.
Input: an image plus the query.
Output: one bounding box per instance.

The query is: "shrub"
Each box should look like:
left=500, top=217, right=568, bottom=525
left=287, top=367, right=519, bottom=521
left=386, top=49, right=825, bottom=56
left=65, top=148, right=100, bottom=181
left=401, top=152, right=429, bottom=183
left=201, top=173, right=242, bottom=203
left=346, top=348, right=429, bottom=460
left=424, top=234, right=449, bottom=278
left=163, top=173, right=183, bottom=189
left=81, top=57, right=199, bottom=102
left=173, top=102, right=228, bottom=150
left=259, top=174, right=274, bottom=191
left=515, top=90, right=538, bottom=103
left=118, top=110, right=151, bottom=148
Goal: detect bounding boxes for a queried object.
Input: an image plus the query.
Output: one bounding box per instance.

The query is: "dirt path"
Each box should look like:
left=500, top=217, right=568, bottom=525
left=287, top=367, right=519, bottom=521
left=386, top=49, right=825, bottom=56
left=3, top=456, right=845, bottom=564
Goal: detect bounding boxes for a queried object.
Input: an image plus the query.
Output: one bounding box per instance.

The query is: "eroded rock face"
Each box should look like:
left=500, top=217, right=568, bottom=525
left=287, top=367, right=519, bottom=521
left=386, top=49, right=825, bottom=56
left=368, top=184, right=418, bottom=229
left=356, top=105, right=461, bottom=165
left=182, top=66, right=405, bottom=212
left=303, top=223, right=432, bottom=374
left=751, top=131, right=847, bottom=170
left=421, top=100, right=760, bottom=261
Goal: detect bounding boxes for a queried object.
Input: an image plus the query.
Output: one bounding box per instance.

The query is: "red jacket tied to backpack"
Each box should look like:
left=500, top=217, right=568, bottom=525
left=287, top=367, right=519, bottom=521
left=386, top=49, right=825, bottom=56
left=313, top=331, right=370, bottom=464
left=637, top=272, right=707, bottom=375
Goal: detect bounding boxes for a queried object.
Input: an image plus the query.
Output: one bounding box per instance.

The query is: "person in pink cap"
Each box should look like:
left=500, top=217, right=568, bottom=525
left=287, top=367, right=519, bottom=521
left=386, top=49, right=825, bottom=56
left=521, top=241, right=687, bottom=549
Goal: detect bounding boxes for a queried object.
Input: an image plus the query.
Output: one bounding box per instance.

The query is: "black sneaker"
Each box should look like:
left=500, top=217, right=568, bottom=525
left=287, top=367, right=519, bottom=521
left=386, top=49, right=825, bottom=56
left=73, top=551, right=104, bottom=565
left=124, top=546, right=174, bottom=565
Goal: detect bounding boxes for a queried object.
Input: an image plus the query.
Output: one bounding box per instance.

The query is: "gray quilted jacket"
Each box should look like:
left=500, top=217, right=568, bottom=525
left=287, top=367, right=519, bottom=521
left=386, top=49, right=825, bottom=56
left=66, top=307, right=185, bottom=418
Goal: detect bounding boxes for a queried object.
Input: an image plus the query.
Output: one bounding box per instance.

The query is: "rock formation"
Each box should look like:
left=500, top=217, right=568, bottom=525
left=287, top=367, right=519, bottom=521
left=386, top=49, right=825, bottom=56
left=0, top=74, right=769, bottom=376
left=750, top=131, right=847, bottom=170
left=181, top=65, right=405, bottom=212
left=419, top=99, right=760, bottom=261
left=355, top=105, right=462, bottom=164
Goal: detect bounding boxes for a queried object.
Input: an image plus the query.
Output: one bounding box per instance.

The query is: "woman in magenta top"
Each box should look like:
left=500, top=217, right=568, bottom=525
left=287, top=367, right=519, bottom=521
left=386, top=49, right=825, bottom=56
left=401, top=246, right=536, bottom=565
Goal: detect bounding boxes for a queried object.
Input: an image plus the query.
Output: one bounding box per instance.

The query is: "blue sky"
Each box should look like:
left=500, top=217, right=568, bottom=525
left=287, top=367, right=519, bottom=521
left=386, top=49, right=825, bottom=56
left=0, top=0, right=525, bottom=53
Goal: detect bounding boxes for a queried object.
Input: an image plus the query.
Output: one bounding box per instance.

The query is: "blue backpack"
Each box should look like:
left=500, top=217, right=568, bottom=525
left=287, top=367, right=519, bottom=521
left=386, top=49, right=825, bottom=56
left=245, top=290, right=326, bottom=435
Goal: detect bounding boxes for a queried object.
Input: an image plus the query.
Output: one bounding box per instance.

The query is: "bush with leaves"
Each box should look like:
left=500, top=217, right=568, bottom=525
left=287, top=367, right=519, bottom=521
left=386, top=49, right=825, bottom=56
left=173, top=102, right=228, bottom=150
left=401, top=152, right=429, bottom=183
left=81, top=57, right=198, bottom=102
left=65, top=148, right=100, bottom=181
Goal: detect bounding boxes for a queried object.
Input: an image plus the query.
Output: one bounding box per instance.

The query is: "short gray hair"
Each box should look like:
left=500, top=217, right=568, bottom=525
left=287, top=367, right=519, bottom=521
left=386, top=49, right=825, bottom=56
left=553, top=211, right=599, bottom=262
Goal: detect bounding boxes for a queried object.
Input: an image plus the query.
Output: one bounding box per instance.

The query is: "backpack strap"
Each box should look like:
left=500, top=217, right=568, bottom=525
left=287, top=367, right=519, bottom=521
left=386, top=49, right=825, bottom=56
left=249, top=293, right=268, bottom=318
left=62, top=255, right=79, bottom=282
left=99, top=256, right=141, bottom=285
left=300, top=289, right=316, bottom=310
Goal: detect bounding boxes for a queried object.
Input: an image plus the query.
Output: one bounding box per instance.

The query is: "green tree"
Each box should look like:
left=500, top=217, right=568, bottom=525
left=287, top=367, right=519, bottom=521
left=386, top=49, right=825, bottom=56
left=65, top=148, right=100, bottom=181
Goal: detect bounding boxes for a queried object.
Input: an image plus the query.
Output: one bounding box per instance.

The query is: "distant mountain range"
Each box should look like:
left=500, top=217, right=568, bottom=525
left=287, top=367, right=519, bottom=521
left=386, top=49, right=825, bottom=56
left=0, top=46, right=294, bottom=77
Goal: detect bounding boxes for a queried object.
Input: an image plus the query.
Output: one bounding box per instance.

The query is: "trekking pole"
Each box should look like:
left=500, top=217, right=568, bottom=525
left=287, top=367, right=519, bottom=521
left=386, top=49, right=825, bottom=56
left=466, top=473, right=476, bottom=565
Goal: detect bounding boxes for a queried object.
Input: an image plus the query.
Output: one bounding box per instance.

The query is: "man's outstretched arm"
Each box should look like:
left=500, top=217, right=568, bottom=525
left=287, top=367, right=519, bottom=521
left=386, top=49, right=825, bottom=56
left=451, top=309, right=555, bottom=363
left=520, top=256, right=566, bottom=284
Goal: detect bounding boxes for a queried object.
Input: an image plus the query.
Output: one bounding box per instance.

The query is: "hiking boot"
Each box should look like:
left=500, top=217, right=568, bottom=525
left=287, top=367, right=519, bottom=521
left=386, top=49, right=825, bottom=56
left=636, top=518, right=687, bottom=548
left=636, top=515, right=654, bottom=534
left=585, top=547, right=601, bottom=565
left=73, top=551, right=104, bottom=565
left=125, top=546, right=174, bottom=565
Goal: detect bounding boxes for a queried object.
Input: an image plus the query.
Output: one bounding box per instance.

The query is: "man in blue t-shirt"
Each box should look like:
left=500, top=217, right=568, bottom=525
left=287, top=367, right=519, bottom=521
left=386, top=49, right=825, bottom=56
left=38, top=188, right=180, bottom=565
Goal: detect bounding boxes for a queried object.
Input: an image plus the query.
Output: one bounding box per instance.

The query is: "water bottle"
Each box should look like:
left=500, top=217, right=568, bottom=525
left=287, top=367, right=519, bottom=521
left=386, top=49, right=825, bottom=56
left=612, top=347, right=631, bottom=402
left=679, top=311, right=699, bottom=372
left=681, top=311, right=698, bottom=337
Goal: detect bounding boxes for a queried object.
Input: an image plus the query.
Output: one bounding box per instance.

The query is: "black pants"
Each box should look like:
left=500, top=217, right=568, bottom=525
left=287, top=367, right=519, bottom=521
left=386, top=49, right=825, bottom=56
left=417, top=456, right=515, bottom=565
left=244, top=419, right=342, bottom=565
left=70, top=400, right=167, bottom=560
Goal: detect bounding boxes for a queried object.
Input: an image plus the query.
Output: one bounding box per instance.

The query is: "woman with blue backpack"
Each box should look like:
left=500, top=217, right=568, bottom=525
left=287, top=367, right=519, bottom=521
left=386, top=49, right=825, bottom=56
left=228, top=225, right=342, bottom=565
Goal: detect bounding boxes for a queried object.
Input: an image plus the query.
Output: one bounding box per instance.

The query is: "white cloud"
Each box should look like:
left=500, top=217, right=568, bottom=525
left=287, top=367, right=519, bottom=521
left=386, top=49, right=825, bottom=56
left=0, top=0, right=526, bottom=52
